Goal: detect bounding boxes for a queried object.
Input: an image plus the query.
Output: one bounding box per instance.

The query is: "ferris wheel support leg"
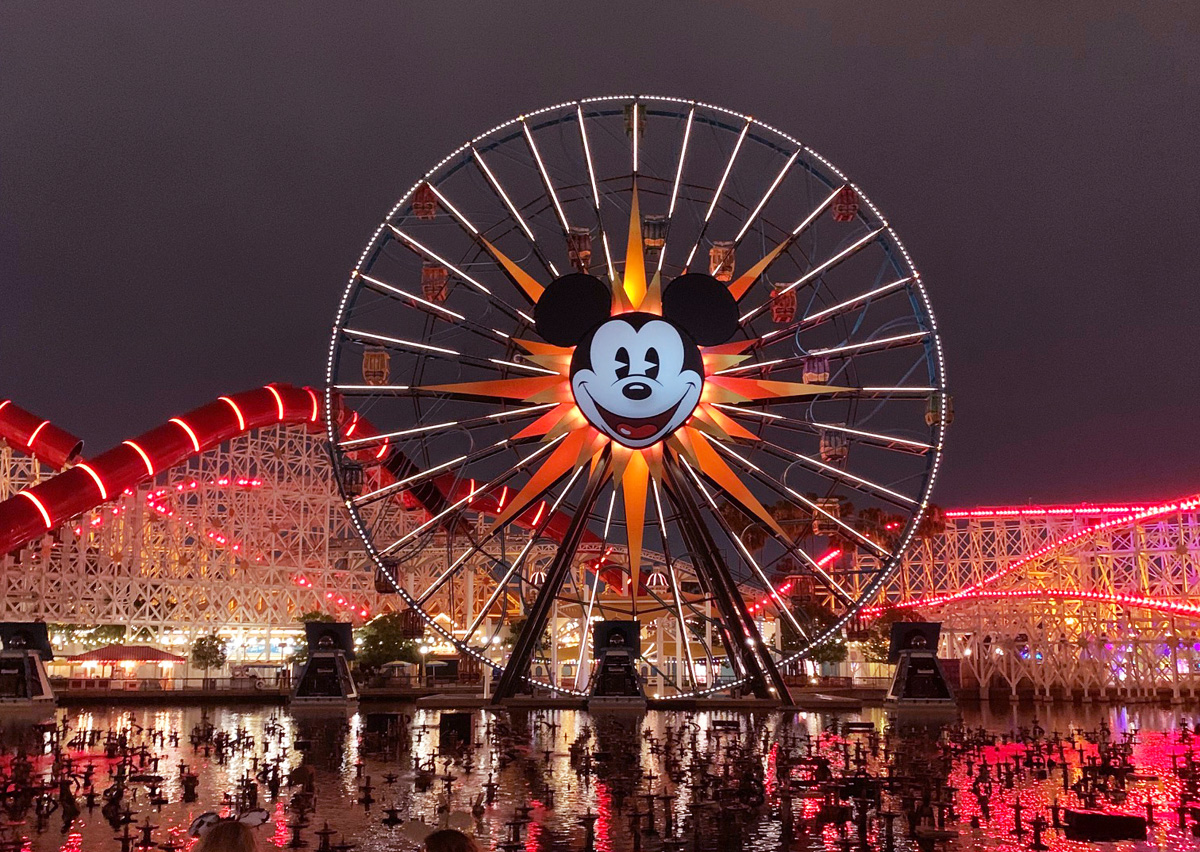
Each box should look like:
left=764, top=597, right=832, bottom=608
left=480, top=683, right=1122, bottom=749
left=492, top=456, right=612, bottom=703
left=662, top=463, right=793, bottom=705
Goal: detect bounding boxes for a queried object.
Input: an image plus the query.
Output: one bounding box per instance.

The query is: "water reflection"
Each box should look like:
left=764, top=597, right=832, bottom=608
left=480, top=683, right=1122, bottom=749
left=0, top=702, right=1194, bottom=850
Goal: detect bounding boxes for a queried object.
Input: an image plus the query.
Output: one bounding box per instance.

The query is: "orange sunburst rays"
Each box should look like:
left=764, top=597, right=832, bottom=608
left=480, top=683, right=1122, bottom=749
left=418, top=182, right=849, bottom=592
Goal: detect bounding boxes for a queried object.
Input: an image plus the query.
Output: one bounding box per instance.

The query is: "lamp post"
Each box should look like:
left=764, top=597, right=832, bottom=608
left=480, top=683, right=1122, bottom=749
left=418, top=644, right=430, bottom=688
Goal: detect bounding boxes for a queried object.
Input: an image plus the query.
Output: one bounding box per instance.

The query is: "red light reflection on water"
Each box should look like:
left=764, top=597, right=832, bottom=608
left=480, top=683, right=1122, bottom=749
left=267, top=801, right=289, bottom=848
left=593, top=779, right=612, bottom=852
left=764, top=742, right=777, bottom=798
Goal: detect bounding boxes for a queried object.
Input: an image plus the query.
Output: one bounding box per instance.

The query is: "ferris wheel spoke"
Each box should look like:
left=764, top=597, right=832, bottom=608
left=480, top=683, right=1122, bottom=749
left=842, top=386, right=940, bottom=399
left=750, top=437, right=918, bottom=508
left=711, top=404, right=932, bottom=456
left=463, top=538, right=543, bottom=645
left=724, top=185, right=843, bottom=302
left=795, top=277, right=915, bottom=331
left=673, top=456, right=815, bottom=620
left=633, top=480, right=700, bottom=696
left=383, top=225, right=491, bottom=297
left=424, top=453, right=591, bottom=608
left=739, top=226, right=888, bottom=326
left=808, top=331, right=930, bottom=359
left=418, top=181, right=546, bottom=314
left=732, top=149, right=801, bottom=245
left=572, top=554, right=607, bottom=690
left=677, top=455, right=855, bottom=608
left=723, top=385, right=936, bottom=405
left=458, top=466, right=589, bottom=641
left=353, top=452, right=473, bottom=507
left=368, top=435, right=563, bottom=535
left=713, top=331, right=931, bottom=379
left=382, top=224, right=536, bottom=328
left=662, top=460, right=789, bottom=698
left=654, top=103, right=696, bottom=275
left=680, top=119, right=751, bottom=272
left=353, top=270, right=514, bottom=348
left=332, top=384, right=414, bottom=395
left=521, top=120, right=572, bottom=236
left=341, top=328, right=554, bottom=378
left=494, top=458, right=611, bottom=700
left=574, top=106, right=617, bottom=282
left=652, top=479, right=700, bottom=690
left=696, top=436, right=892, bottom=557
left=471, top=146, right=560, bottom=278
left=338, top=404, right=554, bottom=451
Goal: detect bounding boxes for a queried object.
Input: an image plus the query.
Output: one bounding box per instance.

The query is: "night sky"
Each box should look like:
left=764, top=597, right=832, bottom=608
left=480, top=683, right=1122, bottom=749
left=2, top=3, right=1197, bottom=507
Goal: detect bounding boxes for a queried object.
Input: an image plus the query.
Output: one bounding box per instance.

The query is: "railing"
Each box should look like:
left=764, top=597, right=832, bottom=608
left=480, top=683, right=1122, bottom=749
left=782, top=675, right=891, bottom=690
left=53, top=677, right=288, bottom=694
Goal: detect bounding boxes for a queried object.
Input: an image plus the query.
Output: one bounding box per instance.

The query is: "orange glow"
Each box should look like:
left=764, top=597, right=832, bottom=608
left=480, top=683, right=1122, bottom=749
left=169, top=417, right=201, bottom=452
left=409, top=182, right=849, bottom=589
left=75, top=463, right=108, bottom=500
left=17, top=491, right=52, bottom=529
left=123, top=440, right=155, bottom=476
left=345, top=411, right=358, bottom=437
left=304, top=387, right=320, bottom=422
left=265, top=385, right=285, bottom=420
left=219, top=396, right=246, bottom=430
left=26, top=420, right=50, bottom=448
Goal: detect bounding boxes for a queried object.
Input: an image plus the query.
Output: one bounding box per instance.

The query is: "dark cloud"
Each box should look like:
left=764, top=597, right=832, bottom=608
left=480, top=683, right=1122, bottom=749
left=1, top=1, right=1197, bottom=505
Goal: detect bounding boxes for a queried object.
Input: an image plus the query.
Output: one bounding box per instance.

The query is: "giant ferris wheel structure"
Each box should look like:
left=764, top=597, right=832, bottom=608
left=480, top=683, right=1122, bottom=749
left=326, top=96, right=948, bottom=702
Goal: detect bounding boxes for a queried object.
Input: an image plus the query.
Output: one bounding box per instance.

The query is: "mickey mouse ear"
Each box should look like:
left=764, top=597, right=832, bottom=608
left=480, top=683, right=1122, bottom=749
left=188, top=812, right=221, bottom=837
left=662, top=273, right=739, bottom=345
left=238, top=808, right=271, bottom=828
left=535, top=273, right=611, bottom=347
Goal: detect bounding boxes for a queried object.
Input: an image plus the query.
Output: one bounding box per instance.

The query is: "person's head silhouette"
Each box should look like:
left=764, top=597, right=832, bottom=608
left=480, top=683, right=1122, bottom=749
left=424, top=828, right=481, bottom=852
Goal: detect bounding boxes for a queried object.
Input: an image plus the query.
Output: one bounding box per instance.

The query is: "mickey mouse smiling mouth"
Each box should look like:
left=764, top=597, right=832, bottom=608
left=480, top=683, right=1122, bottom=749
left=587, top=393, right=694, bottom=443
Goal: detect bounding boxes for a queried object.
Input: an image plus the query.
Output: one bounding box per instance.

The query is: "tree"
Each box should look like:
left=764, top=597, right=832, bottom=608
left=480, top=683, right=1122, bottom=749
left=780, top=600, right=847, bottom=675
left=191, top=634, right=228, bottom=683
left=855, top=507, right=905, bottom=552
left=355, top=613, right=421, bottom=673
left=916, top=504, right=947, bottom=541
left=50, top=624, right=126, bottom=649
left=298, top=611, right=335, bottom=623
left=289, top=611, right=336, bottom=664
left=502, top=615, right=549, bottom=655
left=860, top=608, right=923, bottom=664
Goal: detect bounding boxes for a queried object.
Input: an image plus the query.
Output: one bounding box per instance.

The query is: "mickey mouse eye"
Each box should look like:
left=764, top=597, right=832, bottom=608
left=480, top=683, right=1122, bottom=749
left=615, top=347, right=631, bottom=380
left=645, top=347, right=660, bottom=380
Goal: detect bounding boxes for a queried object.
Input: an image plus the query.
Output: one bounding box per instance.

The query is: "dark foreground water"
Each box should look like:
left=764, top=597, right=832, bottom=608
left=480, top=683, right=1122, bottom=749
left=0, top=702, right=1196, bottom=851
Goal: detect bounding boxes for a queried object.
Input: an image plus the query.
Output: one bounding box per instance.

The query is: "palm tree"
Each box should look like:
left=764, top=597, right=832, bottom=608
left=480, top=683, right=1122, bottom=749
left=855, top=507, right=906, bottom=552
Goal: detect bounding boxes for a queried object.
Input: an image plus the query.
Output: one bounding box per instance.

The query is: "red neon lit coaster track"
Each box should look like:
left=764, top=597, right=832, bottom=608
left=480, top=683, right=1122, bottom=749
left=0, top=383, right=594, bottom=566
left=865, top=494, right=1200, bottom=618
left=0, top=399, right=84, bottom=470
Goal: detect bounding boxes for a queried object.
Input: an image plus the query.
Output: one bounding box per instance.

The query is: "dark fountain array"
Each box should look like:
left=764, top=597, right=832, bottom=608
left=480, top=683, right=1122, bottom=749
left=0, top=706, right=1196, bottom=850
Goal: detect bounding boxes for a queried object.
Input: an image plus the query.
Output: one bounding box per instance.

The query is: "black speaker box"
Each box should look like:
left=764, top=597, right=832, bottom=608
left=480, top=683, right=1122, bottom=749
left=887, top=622, right=941, bottom=664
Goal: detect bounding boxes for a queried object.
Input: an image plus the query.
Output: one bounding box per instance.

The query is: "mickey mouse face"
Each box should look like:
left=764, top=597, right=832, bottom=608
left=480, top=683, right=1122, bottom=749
left=535, top=272, right=739, bottom=449
left=571, top=313, right=703, bottom=448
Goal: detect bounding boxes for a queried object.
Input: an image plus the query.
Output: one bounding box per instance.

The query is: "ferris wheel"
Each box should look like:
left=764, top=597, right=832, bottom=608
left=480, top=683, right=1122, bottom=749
left=326, top=96, right=948, bottom=701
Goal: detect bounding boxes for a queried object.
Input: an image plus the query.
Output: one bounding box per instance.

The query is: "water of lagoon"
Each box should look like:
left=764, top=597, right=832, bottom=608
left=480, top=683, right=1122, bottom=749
left=0, top=702, right=1196, bottom=851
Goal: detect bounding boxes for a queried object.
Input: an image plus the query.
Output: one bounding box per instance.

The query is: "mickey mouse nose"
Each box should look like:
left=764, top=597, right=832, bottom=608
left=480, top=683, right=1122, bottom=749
left=622, top=382, right=652, bottom=401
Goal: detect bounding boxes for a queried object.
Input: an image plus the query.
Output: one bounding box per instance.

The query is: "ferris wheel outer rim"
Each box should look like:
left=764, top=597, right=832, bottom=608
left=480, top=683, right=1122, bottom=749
left=323, top=94, right=948, bottom=699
